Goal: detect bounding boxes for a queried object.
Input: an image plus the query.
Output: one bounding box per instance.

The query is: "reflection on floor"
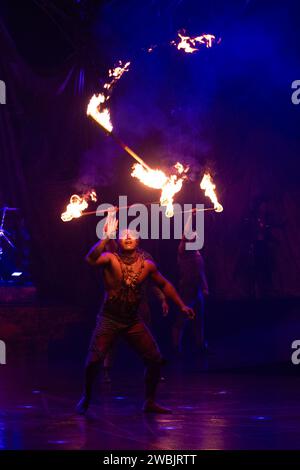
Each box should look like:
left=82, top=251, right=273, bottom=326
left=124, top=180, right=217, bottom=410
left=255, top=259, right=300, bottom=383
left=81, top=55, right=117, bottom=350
left=1, top=360, right=300, bottom=450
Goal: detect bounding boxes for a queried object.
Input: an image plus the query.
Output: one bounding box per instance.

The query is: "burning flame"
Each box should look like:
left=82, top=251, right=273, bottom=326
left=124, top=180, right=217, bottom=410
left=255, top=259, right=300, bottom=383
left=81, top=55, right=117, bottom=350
left=87, top=94, right=113, bottom=133
left=61, top=190, right=97, bottom=222
left=200, top=173, right=223, bottom=212
left=109, top=61, right=130, bottom=78
left=160, top=175, right=184, bottom=218
left=131, top=165, right=168, bottom=189
left=89, top=190, right=97, bottom=202
left=174, top=162, right=189, bottom=174
left=104, top=61, right=131, bottom=92
left=87, top=61, right=130, bottom=133
left=131, top=162, right=188, bottom=218
left=172, top=32, right=216, bottom=53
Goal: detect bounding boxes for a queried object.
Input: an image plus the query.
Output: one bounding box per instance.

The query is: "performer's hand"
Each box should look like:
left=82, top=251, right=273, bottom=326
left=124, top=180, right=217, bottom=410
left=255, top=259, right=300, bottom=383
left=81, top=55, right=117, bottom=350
left=103, top=210, right=118, bottom=239
left=161, top=300, right=169, bottom=317
left=181, top=305, right=195, bottom=319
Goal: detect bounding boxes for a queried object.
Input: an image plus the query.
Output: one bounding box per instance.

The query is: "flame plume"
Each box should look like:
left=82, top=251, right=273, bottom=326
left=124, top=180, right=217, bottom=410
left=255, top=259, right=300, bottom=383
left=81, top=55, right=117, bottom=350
left=131, top=162, right=188, bottom=218
left=87, top=61, right=130, bottom=133
left=172, top=32, right=216, bottom=53
left=104, top=61, right=131, bottom=92
left=200, top=174, right=223, bottom=212
left=87, top=93, right=113, bottom=133
left=61, top=190, right=97, bottom=222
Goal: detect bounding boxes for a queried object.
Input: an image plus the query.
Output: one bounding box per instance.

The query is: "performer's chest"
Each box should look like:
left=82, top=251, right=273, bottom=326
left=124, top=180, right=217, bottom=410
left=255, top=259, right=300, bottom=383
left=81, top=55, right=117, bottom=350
left=108, top=258, right=150, bottom=286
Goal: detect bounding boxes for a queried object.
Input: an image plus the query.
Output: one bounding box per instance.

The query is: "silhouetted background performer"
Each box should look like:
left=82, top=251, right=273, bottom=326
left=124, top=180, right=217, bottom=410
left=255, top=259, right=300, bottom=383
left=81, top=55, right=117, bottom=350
left=173, top=235, right=209, bottom=353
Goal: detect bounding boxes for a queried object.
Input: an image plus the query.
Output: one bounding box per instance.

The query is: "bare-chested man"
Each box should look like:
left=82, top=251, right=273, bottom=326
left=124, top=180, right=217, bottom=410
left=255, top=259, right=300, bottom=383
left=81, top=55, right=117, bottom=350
left=76, top=227, right=194, bottom=414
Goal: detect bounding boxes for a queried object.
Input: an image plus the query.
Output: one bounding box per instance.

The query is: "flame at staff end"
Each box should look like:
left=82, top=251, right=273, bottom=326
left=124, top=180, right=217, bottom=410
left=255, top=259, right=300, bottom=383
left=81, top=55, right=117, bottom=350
left=87, top=94, right=113, bottom=133
left=87, top=61, right=130, bottom=133
left=90, top=190, right=97, bottom=202
left=131, top=162, right=188, bottom=218
left=200, top=173, right=223, bottom=213
left=160, top=175, right=184, bottom=218
left=131, top=164, right=168, bottom=189
left=61, top=190, right=98, bottom=222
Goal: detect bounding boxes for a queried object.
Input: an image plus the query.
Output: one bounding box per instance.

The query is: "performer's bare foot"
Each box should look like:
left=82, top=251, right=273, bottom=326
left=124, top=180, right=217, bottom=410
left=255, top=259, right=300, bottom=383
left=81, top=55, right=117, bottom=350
left=76, top=395, right=90, bottom=415
left=143, top=399, right=172, bottom=414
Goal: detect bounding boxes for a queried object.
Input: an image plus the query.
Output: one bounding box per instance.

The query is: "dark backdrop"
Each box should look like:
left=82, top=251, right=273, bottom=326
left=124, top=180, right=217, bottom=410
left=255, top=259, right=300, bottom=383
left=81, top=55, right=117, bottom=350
left=0, top=0, right=300, bottom=307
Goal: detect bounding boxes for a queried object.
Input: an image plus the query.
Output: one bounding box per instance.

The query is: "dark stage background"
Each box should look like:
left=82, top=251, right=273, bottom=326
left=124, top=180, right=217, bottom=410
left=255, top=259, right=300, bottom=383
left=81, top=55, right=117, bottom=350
left=0, top=0, right=300, bottom=368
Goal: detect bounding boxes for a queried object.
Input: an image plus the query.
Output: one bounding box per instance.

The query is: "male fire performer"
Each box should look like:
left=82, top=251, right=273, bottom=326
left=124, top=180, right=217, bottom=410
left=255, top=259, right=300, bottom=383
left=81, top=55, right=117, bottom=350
left=102, top=240, right=169, bottom=383
left=76, top=225, right=194, bottom=414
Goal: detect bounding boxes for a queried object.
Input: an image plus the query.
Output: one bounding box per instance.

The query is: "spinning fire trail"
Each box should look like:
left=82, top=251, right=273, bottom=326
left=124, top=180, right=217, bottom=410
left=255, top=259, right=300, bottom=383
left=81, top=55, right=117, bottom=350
left=61, top=31, right=223, bottom=221
left=87, top=94, right=151, bottom=171
left=86, top=93, right=190, bottom=217
left=86, top=60, right=189, bottom=218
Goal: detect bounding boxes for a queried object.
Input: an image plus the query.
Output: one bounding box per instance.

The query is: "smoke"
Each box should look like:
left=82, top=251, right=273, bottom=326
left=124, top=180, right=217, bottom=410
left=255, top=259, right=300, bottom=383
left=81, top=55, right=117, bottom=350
left=76, top=139, right=116, bottom=192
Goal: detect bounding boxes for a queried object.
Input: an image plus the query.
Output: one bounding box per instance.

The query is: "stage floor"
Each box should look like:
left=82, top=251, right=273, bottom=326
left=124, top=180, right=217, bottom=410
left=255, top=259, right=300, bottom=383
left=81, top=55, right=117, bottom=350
left=1, top=361, right=300, bottom=450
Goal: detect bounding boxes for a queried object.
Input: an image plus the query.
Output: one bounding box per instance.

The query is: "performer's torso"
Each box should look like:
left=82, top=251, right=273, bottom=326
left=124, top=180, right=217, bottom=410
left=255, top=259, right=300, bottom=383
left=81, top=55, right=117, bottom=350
left=101, top=252, right=152, bottom=324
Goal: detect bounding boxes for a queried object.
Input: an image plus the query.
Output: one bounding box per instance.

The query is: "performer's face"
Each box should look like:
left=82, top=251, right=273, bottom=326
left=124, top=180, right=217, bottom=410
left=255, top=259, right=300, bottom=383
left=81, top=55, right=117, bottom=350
left=118, top=229, right=139, bottom=251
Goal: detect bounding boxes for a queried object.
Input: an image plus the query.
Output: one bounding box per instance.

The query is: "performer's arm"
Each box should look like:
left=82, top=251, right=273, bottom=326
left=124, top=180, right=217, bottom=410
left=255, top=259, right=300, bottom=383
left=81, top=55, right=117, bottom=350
left=149, top=262, right=194, bottom=319
left=151, top=285, right=169, bottom=316
left=86, top=213, right=118, bottom=265
left=85, top=238, right=112, bottom=266
left=106, top=239, right=118, bottom=253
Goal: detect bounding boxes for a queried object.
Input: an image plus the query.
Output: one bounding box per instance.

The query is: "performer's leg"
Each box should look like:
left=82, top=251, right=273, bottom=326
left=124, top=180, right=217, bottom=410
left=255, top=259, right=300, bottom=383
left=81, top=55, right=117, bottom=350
left=124, top=322, right=171, bottom=413
left=103, top=345, right=114, bottom=383
left=76, top=317, right=119, bottom=414
left=140, top=304, right=165, bottom=381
